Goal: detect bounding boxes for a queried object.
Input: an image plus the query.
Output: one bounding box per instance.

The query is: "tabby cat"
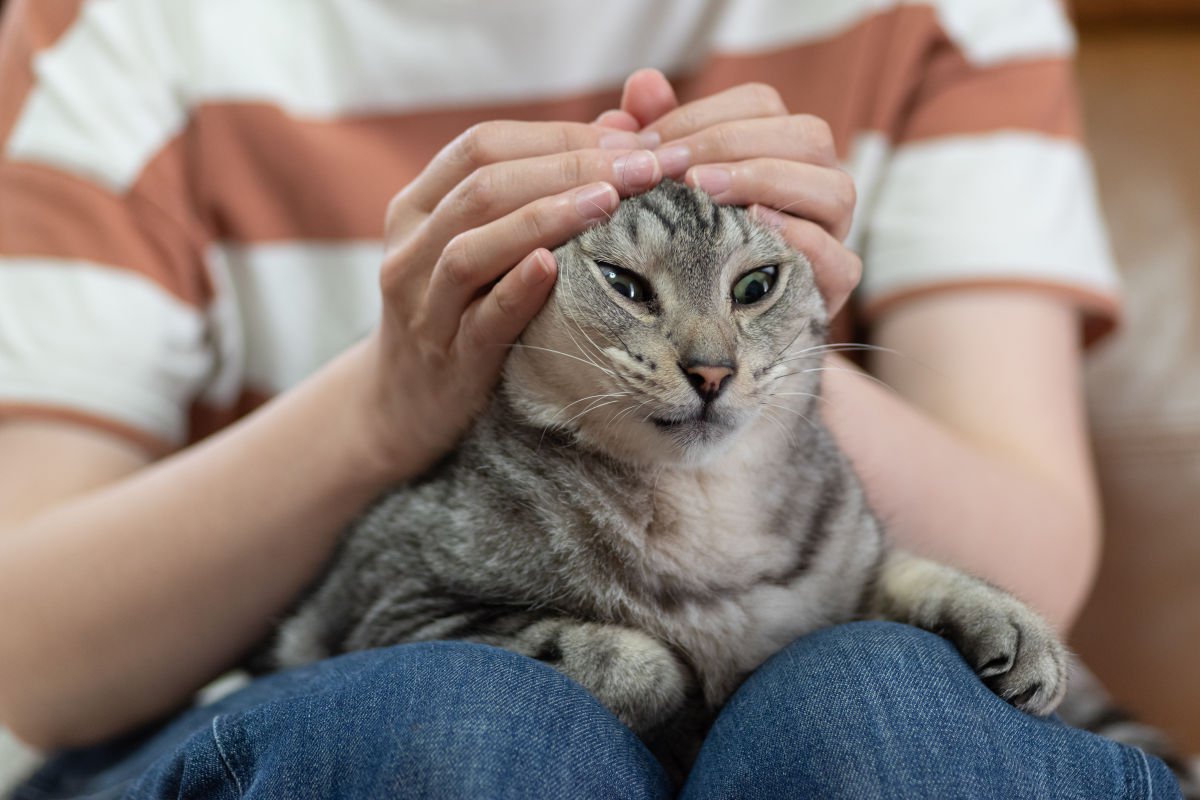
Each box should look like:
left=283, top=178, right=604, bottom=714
left=272, top=179, right=1067, bottom=773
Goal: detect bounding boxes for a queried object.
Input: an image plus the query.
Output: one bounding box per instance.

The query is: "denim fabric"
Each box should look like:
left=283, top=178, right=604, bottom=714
left=12, top=622, right=1181, bottom=799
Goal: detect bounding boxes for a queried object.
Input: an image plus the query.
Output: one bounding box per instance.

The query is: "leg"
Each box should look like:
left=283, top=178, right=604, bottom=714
left=868, top=549, right=1068, bottom=714
left=681, top=622, right=1182, bottom=800
left=343, top=603, right=692, bottom=736
left=14, top=642, right=671, bottom=800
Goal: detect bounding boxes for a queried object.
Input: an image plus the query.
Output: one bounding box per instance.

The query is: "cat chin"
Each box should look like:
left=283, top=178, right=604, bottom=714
left=575, top=417, right=744, bottom=468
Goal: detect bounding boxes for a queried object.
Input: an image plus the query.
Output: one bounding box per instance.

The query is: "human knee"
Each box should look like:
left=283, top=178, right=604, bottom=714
left=214, top=642, right=670, bottom=798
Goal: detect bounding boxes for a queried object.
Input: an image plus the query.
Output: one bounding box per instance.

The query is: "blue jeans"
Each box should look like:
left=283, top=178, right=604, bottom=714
left=12, top=622, right=1180, bottom=799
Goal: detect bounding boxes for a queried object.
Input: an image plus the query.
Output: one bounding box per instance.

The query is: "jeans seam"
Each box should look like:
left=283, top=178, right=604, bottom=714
left=210, top=715, right=245, bottom=799
left=1129, top=744, right=1154, bottom=800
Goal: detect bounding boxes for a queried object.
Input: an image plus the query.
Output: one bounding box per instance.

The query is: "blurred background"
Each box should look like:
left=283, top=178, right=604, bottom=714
left=1070, top=0, right=1200, bottom=754
left=0, top=0, right=1196, bottom=777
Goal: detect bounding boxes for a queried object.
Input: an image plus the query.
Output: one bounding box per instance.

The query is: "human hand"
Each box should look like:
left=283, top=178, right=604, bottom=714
left=358, top=121, right=664, bottom=479
left=597, top=69, right=862, bottom=316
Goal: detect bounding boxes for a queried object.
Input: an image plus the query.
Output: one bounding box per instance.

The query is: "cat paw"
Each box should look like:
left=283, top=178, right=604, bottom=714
left=938, top=590, right=1069, bottom=716
left=557, top=623, right=692, bottom=734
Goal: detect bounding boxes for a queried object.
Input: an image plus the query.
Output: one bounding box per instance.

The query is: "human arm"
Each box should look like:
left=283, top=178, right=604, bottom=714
left=824, top=291, right=1099, bottom=631
left=0, top=118, right=661, bottom=750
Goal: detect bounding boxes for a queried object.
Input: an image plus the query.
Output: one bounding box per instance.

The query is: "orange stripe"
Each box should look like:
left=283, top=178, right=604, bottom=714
left=687, top=8, right=1081, bottom=151
left=0, top=402, right=173, bottom=457
left=682, top=7, right=942, bottom=157
left=189, top=91, right=622, bottom=243
left=0, top=158, right=212, bottom=306
left=0, top=387, right=277, bottom=457
left=0, top=0, right=84, bottom=147
left=187, top=388, right=273, bottom=445
left=863, top=279, right=1121, bottom=347
left=899, top=54, right=1082, bottom=144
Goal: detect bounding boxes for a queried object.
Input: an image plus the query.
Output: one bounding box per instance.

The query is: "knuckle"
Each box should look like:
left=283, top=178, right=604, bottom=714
left=745, top=82, right=786, bottom=115
left=710, top=122, right=745, bottom=157
left=439, top=234, right=476, bottom=288
left=843, top=251, right=864, bottom=290
left=799, top=114, right=837, bottom=162
left=491, top=282, right=521, bottom=321
left=385, top=192, right=406, bottom=229
left=457, top=169, right=499, bottom=217
left=562, top=150, right=600, bottom=187
left=457, top=121, right=503, bottom=169
left=836, top=170, right=858, bottom=213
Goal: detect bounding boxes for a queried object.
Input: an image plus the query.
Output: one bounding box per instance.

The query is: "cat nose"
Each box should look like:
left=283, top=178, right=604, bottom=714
left=682, top=361, right=735, bottom=403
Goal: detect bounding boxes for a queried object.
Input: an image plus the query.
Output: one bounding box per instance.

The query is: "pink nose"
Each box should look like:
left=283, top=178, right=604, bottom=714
left=684, top=364, right=735, bottom=402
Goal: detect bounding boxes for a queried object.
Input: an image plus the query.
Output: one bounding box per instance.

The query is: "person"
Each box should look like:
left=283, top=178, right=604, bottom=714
left=0, top=0, right=1182, bottom=797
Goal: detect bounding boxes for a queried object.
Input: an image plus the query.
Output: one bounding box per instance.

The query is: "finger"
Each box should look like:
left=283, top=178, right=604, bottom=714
left=397, top=121, right=644, bottom=217
left=620, top=68, right=678, bottom=128
left=593, top=109, right=642, bottom=132
left=419, top=182, right=619, bottom=345
left=750, top=206, right=862, bottom=317
left=653, top=114, right=839, bottom=178
left=457, top=248, right=558, bottom=374
left=686, top=159, right=856, bottom=240
left=419, top=148, right=661, bottom=256
left=643, top=82, right=788, bottom=143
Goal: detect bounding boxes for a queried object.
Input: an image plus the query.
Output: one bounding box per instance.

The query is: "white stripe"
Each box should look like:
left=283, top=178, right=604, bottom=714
left=0, top=258, right=211, bottom=444
left=6, top=0, right=187, bottom=192
left=188, top=0, right=714, bottom=116
left=218, top=241, right=383, bottom=394
left=932, top=0, right=1076, bottom=66
left=842, top=131, right=893, bottom=254
left=862, top=132, right=1119, bottom=303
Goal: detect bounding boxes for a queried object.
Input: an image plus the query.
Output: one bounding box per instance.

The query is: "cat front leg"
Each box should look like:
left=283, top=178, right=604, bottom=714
left=865, top=549, right=1069, bottom=716
left=491, top=616, right=694, bottom=736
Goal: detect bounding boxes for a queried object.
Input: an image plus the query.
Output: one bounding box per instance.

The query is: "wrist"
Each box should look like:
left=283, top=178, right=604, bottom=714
left=336, top=332, right=455, bottom=489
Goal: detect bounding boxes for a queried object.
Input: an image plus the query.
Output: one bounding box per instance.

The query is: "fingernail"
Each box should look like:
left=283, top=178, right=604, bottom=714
left=613, top=150, right=658, bottom=191
left=655, top=144, right=690, bottom=177
left=689, top=165, right=731, bottom=197
left=637, top=131, right=661, bottom=149
left=599, top=131, right=641, bottom=150
left=521, top=250, right=554, bottom=286
left=575, top=182, right=618, bottom=219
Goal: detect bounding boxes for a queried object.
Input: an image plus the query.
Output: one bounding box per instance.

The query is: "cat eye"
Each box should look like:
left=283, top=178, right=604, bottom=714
left=597, top=261, right=651, bottom=303
left=732, top=266, right=778, bottom=305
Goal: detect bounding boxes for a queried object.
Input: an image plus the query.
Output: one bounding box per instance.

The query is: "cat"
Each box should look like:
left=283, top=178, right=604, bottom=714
left=271, top=179, right=1068, bottom=775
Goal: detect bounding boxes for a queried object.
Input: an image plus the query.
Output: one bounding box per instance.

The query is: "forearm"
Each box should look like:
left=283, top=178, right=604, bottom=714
left=822, top=356, right=1100, bottom=633
left=0, top=340, right=400, bottom=750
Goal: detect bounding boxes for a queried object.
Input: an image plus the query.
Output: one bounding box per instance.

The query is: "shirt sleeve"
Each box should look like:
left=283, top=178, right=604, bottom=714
left=858, top=0, right=1120, bottom=345
left=0, top=0, right=213, bottom=453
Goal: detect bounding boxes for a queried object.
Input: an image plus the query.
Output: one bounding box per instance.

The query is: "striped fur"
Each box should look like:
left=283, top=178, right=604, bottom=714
left=273, top=181, right=1068, bottom=777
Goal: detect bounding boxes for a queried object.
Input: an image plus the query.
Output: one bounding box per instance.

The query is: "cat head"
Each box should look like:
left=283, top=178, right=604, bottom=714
left=505, top=180, right=828, bottom=466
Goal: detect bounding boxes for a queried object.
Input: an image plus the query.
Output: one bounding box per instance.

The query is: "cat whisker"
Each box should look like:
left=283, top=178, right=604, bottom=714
left=760, top=401, right=819, bottom=434
left=561, top=398, right=624, bottom=429
left=506, top=343, right=617, bottom=378
left=792, top=367, right=897, bottom=391
left=557, top=268, right=625, bottom=370
left=550, top=391, right=632, bottom=423
left=758, top=408, right=797, bottom=447
left=769, top=391, right=828, bottom=405
left=608, top=398, right=652, bottom=430
left=767, top=342, right=903, bottom=369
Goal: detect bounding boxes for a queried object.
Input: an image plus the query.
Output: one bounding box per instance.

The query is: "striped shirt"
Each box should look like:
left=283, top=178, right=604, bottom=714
left=0, top=0, right=1118, bottom=454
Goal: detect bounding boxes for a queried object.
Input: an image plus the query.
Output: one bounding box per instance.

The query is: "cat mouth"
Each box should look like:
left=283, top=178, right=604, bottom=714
left=650, top=408, right=723, bottom=431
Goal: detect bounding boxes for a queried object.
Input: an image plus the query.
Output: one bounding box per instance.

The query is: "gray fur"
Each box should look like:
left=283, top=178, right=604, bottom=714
left=273, top=180, right=1067, bottom=777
